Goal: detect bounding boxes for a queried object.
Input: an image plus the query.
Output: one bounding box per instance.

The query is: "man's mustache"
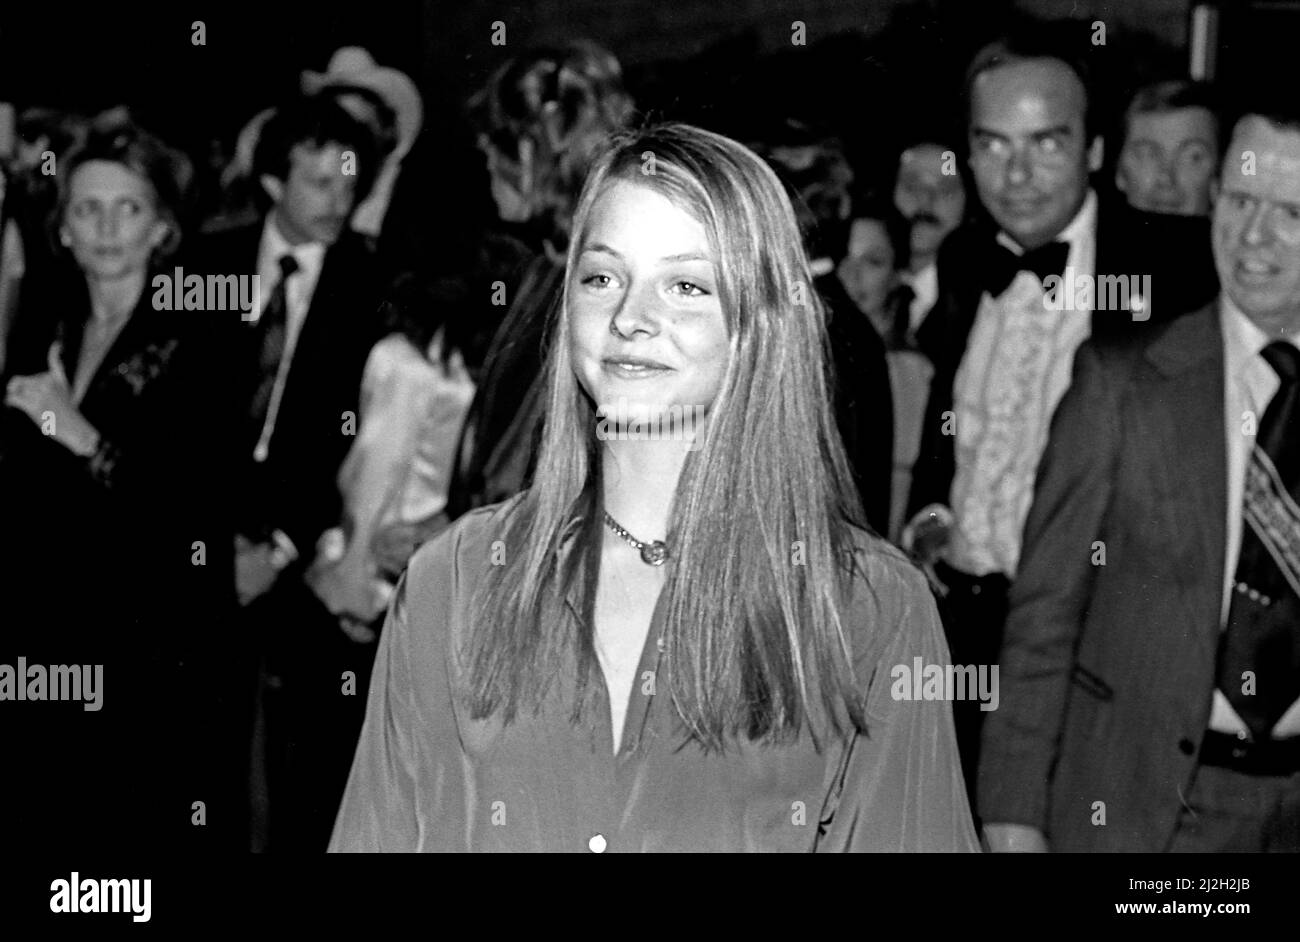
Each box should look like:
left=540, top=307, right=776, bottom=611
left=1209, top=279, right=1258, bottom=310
left=907, top=212, right=943, bottom=228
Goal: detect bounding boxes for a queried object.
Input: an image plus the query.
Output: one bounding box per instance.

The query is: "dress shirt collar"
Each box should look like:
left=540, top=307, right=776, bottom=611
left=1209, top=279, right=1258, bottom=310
left=258, top=212, right=327, bottom=282
left=1220, top=292, right=1300, bottom=384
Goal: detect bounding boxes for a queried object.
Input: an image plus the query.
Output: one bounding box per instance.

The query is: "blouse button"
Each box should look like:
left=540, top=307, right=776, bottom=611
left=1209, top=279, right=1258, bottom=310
left=588, top=834, right=607, bottom=853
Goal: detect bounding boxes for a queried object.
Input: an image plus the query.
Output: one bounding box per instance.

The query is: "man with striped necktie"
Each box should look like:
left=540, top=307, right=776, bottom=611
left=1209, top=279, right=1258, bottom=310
left=979, top=104, right=1300, bottom=852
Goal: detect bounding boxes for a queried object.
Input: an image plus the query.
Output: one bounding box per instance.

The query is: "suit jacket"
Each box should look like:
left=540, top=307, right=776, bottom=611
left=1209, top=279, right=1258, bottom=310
left=194, top=222, right=383, bottom=561
left=977, top=300, right=1228, bottom=851
left=818, top=272, right=893, bottom=536
left=0, top=269, right=247, bottom=851
left=908, top=196, right=1220, bottom=523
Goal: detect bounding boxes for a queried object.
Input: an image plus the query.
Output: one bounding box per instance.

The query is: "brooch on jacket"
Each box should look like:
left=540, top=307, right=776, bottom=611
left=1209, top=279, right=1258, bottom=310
left=115, top=338, right=180, bottom=395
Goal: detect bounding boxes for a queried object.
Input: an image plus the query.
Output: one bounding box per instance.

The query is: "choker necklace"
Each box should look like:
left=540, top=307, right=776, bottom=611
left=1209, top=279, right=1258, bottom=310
left=602, top=511, right=669, bottom=566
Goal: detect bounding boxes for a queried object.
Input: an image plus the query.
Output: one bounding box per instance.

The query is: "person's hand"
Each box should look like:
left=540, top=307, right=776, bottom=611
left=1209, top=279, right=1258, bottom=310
left=337, top=614, right=378, bottom=645
left=5, top=345, right=100, bottom=456
left=901, top=503, right=955, bottom=596
left=305, top=530, right=383, bottom=643
left=983, top=823, right=1049, bottom=853
left=235, top=534, right=281, bottom=606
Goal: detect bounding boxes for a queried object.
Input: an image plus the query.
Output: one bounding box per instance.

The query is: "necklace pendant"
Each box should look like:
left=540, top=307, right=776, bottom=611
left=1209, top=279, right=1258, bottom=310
left=639, top=541, right=668, bottom=566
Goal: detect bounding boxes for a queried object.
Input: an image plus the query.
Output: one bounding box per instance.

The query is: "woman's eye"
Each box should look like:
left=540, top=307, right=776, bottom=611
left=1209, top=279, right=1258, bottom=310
left=580, top=273, right=614, bottom=289
left=121, top=200, right=142, bottom=216
left=671, top=280, right=708, bottom=297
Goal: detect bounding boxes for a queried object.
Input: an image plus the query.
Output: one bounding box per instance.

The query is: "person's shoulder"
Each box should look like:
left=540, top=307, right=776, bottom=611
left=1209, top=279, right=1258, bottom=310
left=1082, top=298, right=1218, bottom=371
left=329, top=229, right=380, bottom=270
left=842, top=527, right=932, bottom=611
left=406, top=495, right=524, bottom=594
left=838, top=525, right=937, bottom=668
left=365, top=332, right=429, bottom=379
left=391, top=497, right=524, bottom=662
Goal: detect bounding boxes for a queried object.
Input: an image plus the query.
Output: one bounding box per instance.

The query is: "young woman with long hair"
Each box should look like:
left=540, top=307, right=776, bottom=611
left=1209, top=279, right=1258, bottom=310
left=330, top=122, right=977, bottom=852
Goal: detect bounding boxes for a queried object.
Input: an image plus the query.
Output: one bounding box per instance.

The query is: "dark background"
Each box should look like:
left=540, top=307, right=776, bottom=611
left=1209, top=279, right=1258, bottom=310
left=0, top=0, right=1294, bottom=211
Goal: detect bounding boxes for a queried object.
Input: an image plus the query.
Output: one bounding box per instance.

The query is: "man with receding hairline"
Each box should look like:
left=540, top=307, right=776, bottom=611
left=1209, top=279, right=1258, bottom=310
left=905, top=26, right=1219, bottom=804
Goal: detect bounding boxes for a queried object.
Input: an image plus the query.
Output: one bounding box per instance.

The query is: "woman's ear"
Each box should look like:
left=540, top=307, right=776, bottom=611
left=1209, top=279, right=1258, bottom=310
left=58, top=228, right=72, bottom=247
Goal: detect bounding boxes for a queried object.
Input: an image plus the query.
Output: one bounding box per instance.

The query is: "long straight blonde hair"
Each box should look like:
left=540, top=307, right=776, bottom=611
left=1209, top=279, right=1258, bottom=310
left=465, top=122, right=875, bottom=750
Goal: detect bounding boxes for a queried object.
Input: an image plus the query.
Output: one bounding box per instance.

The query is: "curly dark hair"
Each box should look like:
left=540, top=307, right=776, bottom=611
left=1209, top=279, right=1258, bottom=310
left=251, top=92, right=381, bottom=211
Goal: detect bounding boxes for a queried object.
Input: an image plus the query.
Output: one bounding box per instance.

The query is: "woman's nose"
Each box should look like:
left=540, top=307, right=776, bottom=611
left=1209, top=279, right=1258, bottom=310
left=610, top=283, right=660, bottom=338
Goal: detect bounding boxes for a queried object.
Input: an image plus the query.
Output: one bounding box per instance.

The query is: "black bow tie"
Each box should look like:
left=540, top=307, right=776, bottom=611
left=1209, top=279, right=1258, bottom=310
left=984, top=239, right=1069, bottom=298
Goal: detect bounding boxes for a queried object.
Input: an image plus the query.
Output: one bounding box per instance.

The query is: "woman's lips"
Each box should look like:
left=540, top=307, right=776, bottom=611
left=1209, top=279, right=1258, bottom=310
left=602, top=357, right=672, bottom=379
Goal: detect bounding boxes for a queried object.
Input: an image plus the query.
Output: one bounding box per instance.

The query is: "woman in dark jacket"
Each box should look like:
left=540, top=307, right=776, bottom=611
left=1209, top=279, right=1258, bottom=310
left=1, top=113, right=236, bottom=850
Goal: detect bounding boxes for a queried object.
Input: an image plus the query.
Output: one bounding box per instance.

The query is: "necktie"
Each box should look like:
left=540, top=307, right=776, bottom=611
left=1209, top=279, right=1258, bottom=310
left=247, top=254, right=299, bottom=442
left=984, top=239, right=1069, bottom=298
left=887, top=283, right=917, bottom=349
left=1218, top=341, right=1300, bottom=741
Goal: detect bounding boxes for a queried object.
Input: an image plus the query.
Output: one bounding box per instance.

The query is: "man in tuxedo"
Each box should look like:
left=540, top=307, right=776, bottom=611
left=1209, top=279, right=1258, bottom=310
left=904, top=28, right=1220, bottom=796
left=197, top=93, right=384, bottom=850
left=979, top=106, right=1300, bottom=852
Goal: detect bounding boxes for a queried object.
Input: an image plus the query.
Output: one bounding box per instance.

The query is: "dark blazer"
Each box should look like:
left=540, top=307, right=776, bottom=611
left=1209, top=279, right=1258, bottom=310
left=818, top=272, right=893, bottom=536
left=0, top=269, right=232, bottom=648
left=908, top=196, right=1220, bottom=522
left=194, top=222, right=383, bottom=561
left=0, top=270, right=244, bottom=849
left=976, top=301, right=1228, bottom=851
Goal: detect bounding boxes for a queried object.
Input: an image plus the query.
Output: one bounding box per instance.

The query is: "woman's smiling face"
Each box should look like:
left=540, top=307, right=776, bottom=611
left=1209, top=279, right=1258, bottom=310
left=568, top=178, right=730, bottom=427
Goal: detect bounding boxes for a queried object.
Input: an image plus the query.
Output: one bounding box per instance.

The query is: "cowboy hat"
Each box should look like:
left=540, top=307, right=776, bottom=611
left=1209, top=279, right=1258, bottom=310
left=302, top=46, right=423, bottom=157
